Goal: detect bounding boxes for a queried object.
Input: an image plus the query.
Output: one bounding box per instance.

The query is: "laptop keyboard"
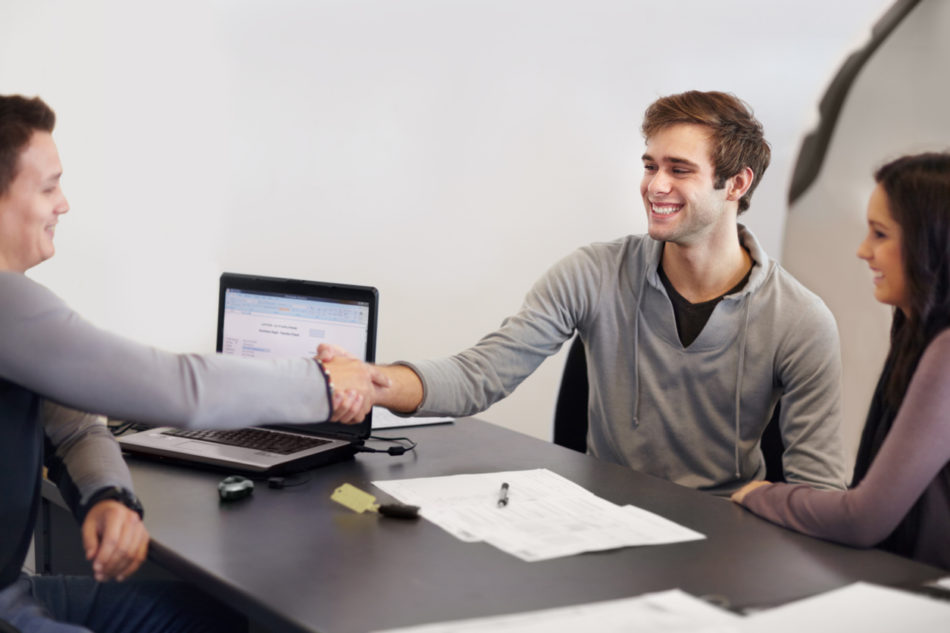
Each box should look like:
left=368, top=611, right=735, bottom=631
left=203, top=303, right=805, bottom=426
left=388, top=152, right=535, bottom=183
left=162, top=428, right=331, bottom=455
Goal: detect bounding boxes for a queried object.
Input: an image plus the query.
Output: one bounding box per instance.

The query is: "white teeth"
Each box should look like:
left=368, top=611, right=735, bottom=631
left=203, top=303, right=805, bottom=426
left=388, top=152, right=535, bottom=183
left=652, top=204, right=679, bottom=215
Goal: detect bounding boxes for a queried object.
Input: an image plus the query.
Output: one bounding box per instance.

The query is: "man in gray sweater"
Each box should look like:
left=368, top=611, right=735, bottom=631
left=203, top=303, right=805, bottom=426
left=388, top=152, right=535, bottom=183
left=363, top=90, right=846, bottom=496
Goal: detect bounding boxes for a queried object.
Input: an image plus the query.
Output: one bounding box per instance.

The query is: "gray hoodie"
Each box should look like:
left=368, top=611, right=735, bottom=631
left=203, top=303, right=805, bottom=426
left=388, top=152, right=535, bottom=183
left=407, top=226, right=846, bottom=496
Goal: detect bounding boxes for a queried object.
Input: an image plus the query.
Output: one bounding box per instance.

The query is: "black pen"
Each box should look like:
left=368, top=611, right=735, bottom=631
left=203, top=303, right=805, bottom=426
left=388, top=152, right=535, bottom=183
left=497, top=482, right=509, bottom=507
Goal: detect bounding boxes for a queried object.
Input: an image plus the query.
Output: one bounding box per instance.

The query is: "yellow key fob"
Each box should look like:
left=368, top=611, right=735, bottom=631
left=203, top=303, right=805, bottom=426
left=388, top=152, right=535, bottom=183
left=331, top=483, right=379, bottom=514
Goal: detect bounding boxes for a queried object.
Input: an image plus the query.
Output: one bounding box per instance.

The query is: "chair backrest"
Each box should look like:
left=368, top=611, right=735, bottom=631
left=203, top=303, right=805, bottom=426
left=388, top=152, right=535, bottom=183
left=553, top=335, right=786, bottom=482
left=761, top=401, right=786, bottom=483
left=552, top=336, right=589, bottom=453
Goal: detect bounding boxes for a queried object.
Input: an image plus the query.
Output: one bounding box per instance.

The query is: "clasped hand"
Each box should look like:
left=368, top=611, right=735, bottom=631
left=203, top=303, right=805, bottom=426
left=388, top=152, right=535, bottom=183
left=82, top=500, right=149, bottom=582
left=316, top=344, right=391, bottom=423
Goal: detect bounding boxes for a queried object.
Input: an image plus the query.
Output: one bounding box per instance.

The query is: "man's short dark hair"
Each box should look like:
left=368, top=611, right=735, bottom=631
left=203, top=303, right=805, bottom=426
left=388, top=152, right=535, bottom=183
left=641, top=91, right=770, bottom=214
left=0, top=95, right=56, bottom=198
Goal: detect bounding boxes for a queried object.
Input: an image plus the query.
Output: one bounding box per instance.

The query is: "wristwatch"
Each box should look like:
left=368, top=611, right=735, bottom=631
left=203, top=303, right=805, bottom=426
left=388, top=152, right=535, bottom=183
left=80, top=486, right=145, bottom=521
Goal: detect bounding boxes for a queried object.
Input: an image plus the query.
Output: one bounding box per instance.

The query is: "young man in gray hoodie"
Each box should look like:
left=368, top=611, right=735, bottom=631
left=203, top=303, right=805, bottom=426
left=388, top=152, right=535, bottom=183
left=359, top=90, right=846, bottom=496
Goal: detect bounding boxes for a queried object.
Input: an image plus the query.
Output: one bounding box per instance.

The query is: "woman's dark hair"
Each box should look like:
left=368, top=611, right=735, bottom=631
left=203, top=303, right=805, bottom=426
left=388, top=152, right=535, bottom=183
left=853, top=152, right=950, bottom=557
left=876, top=152, right=950, bottom=410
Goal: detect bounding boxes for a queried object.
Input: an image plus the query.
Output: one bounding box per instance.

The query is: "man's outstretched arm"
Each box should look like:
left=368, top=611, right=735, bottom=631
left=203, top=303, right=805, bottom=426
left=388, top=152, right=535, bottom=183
left=375, top=364, right=424, bottom=414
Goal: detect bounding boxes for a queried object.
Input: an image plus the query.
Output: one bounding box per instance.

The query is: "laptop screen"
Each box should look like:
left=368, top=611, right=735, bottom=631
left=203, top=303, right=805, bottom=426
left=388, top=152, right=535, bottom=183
left=220, top=288, right=371, bottom=362
left=216, top=273, right=378, bottom=441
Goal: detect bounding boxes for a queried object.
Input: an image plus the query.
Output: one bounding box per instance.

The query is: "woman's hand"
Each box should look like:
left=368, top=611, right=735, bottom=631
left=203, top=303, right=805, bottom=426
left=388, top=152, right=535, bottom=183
left=730, top=480, right=772, bottom=504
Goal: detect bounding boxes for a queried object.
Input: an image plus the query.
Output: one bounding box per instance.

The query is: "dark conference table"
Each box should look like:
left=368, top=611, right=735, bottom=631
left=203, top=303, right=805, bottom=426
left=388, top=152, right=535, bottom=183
left=40, top=419, right=945, bottom=633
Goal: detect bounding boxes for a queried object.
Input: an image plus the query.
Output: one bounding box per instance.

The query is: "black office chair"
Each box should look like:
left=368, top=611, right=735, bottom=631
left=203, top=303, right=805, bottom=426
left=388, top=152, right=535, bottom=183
left=760, top=401, right=785, bottom=483
left=553, top=336, right=589, bottom=453
left=553, top=335, right=786, bottom=482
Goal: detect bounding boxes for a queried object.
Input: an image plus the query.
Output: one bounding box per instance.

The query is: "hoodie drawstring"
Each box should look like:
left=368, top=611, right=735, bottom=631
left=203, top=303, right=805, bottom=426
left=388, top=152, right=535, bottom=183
left=734, top=296, right=752, bottom=478
left=631, top=270, right=649, bottom=429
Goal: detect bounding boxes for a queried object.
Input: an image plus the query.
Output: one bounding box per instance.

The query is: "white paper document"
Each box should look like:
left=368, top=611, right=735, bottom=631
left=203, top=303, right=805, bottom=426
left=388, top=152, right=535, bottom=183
left=371, top=407, right=453, bottom=429
left=737, top=582, right=950, bottom=632
left=372, top=468, right=704, bottom=561
left=370, top=589, right=740, bottom=633
left=927, top=575, right=950, bottom=591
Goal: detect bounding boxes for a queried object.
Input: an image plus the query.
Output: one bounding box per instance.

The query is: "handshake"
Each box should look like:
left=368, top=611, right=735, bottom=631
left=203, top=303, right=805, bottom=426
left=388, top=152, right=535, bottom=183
left=316, top=344, right=400, bottom=424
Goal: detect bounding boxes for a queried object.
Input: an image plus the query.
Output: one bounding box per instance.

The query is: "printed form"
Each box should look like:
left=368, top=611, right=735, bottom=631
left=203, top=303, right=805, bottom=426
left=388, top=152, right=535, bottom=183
left=373, top=468, right=703, bottom=562
left=370, top=589, right=740, bottom=633
left=736, top=582, right=950, bottom=632
left=370, top=582, right=950, bottom=633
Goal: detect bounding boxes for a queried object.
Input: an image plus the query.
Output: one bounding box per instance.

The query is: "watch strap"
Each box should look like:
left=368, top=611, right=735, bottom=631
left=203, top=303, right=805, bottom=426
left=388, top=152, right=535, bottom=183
left=79, top=485, right=144, bottom=521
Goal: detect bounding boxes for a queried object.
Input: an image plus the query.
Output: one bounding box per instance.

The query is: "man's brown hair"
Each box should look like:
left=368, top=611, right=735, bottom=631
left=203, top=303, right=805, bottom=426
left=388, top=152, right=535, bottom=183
left=641, top=91, right=770, bottom=214
left=0, top=95, right=56, bottom=198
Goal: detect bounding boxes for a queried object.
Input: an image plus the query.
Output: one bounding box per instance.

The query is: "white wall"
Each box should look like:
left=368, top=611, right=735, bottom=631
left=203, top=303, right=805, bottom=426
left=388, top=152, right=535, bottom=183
left=0, top=0, right=891, bottom=442
left=785, top=0, right=950, bottom=472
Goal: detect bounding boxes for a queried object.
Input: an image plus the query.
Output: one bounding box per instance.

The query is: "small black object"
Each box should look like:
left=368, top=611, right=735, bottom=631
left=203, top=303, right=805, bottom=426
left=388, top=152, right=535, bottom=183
left=267, top=474, right=310, bottom=489
left=219, top=475, right=254, bottom=501
left=497, top=482, right=510, bottom=507
left=378, top=503, right=420, bottom=519
left=354, top=435, right=417, bottom=456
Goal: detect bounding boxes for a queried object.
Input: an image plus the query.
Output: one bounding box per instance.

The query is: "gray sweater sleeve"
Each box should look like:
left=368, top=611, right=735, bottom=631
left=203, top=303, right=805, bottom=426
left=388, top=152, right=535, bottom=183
left=739, top=330, right=950, bottom=547
left=771, top=286, right=847, bottom=490
left=409, top=248, right=600, bottom=417
left=42, top=401, right=135, bottom=505
left=0, top=273, right=330, bottom=427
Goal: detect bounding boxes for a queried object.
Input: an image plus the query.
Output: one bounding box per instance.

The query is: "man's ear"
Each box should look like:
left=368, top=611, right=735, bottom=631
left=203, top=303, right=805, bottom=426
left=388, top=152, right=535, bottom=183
left=725, top=166, right=754, bottom=202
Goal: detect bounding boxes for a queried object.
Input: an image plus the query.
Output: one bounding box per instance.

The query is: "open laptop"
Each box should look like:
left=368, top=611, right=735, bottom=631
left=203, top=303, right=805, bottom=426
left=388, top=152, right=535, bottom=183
left=118, top=272, right=378, bottom=473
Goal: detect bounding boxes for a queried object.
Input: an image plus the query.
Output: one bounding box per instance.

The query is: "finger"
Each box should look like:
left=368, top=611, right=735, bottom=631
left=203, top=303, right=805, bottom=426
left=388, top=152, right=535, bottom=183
left=107, top=518, right=143, bottom=580
left=330, top=389, right=348, bottom=423
left=350, top=393, right=367, bottom=423
left=115, top=523, right=150, bottom=581
left=81, top=514, right=101, bottom=561
left=97, top=509, right=144, bottom=581
left=331, top=389, right=346, bottom=421
left=126, top=533, right=149, bottom=579
left=317, top=343, right=352, bottom=361
left=337, top=391, right=357, bottom=424
left=98, top=520, right=140, bottom=581
left=315, top=344, right=337, bottom=362
left=91, top=514, right=124, bottom=581
left=355, top=392, right=373, bottom=420
left=340, top=390, right=364, bottom=424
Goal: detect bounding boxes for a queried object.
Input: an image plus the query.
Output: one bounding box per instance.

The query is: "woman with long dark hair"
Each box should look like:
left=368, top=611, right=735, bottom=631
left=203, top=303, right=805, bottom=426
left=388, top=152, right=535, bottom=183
left=732, top=152, right=950, bottom=570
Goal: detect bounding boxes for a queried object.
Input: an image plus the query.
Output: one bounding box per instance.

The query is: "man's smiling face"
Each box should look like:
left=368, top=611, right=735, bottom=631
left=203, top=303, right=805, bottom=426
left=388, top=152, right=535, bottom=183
left=640, top=123, right=736, bottom=248
left=0, top=130, right=70, bottom=272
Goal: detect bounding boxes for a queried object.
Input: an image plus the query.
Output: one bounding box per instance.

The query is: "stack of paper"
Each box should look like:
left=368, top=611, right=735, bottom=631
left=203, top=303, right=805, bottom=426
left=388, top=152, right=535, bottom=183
left=371, top=407, right=453, bottom=429
left=373, top=468, right=704, bottom=561
left=369, top=589, right=740, bottom=633
left=737, top=582, right=950, bottom=632
left=369, top=582, right=950, bottom=633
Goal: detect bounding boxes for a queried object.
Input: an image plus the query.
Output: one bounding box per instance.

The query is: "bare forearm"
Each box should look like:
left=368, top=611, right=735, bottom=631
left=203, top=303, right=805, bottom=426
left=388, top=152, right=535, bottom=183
left=376, top=364, right=424, bottom=413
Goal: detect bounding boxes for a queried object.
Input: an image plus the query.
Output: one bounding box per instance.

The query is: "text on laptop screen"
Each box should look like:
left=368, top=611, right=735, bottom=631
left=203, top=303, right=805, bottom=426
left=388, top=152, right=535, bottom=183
left=222, top=289, right=369, bottom=361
